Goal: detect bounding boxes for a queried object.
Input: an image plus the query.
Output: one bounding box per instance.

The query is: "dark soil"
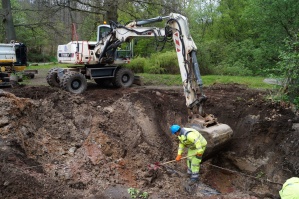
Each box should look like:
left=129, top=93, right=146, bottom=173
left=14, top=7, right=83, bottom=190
left=0, top=80, right=298, bottom=199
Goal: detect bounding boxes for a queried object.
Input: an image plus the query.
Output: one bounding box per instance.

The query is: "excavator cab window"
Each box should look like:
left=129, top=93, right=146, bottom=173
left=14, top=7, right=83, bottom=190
left=97, top=24, right=133, bottom=63
left=97, top=25, right=111, bottom=42
left=115, top=43, right=133, bottom=59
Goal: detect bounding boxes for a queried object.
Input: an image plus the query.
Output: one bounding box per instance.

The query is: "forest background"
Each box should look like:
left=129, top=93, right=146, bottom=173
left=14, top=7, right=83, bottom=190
left=1, top=0, right=299, bottom=104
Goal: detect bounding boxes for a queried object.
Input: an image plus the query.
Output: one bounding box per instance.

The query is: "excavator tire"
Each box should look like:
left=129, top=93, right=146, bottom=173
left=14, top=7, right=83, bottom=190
left=60, top=71, right=87, bottom=94
left=113, top=68, right=134, bottom=88
left=46, top=68, right=60, bottom=87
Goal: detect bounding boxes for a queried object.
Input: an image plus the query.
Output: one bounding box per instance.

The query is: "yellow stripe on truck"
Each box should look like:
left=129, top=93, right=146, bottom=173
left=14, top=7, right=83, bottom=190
left=13, top=65, right=26, bottom=72
left=0, top=59, right=16, bottom=63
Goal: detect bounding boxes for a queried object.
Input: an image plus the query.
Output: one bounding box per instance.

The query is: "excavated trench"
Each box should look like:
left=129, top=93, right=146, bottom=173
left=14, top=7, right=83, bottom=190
left=0, top=83, right=298, bottom=199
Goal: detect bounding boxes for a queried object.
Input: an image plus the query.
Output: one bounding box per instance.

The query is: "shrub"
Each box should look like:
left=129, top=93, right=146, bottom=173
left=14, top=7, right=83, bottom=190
left=28, top=53, right=53, bottom=62
left=128, top=50, right=211, bottom=75
left=213, top=62, right=253, bottom=76
left=155, top=51, right=179, bottom=74
left=274, top=33, right=299, bottom=108
left=145, top=51, right=180, bottom=74
left=127, top=56, right=146, bottom=73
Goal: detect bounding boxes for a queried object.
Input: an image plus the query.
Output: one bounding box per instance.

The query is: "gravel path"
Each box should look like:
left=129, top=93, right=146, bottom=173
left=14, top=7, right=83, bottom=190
left=24, top=68, right=49, bottom=86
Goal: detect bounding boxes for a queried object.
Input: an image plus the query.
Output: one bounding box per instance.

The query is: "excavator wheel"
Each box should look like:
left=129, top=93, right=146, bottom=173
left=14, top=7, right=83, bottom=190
left=60, top=71, right=87, bottom=94
left=46, top=68, right=60, bottom=87
left=113, top=68, right=134, bottom=88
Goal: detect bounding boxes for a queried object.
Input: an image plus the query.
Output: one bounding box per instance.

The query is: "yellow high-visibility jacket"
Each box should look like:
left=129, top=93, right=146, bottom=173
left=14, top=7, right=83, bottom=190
left=177, top=127, right=207, bottom=155
left=279, top=177, right=299, bottom=199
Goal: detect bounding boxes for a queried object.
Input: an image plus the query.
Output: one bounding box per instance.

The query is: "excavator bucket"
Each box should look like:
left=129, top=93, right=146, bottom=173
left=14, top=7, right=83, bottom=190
left=186, top=115, right=233, bottom=159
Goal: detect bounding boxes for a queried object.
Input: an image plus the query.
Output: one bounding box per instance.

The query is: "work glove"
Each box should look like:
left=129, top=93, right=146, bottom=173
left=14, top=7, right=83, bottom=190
left=175, top=155, right=182, bottom=161
left=196, top=153, right=202, bottom=159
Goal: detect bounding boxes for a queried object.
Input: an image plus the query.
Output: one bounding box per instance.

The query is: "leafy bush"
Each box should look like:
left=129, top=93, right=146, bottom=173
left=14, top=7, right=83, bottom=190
left=127, top=56, right=146, bottom=73
left=201, top=39, right=272, bottom=76
left=130, top=51, right=180, bottom=74
left=213, top=62, right=253, bottom=76
left=154, top=51, right=179, bottom=74
left=198, top=40, right=227, bottom=75
left=28, top=53, right=53, bottom=62
left=143, top=59, right=166, bottom=74
left=49, top=56, right=57, bottom=63
left=274, top=33, right=299, bottom=108
left=27, top=47, right=55, bottom=63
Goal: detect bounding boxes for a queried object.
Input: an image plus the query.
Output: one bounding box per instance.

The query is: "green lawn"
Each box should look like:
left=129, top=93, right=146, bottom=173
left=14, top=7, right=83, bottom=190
left=27, top=63, right=75, bottom=70
left=26, top=63, right=275, bottom=90
left=139, top=73, right=274, bottom=89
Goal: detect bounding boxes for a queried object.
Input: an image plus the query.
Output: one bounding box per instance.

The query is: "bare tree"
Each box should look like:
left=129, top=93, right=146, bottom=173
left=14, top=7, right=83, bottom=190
left=104, top=0, right=118, bottom=22
left=1, top=0, right=16, bottom=42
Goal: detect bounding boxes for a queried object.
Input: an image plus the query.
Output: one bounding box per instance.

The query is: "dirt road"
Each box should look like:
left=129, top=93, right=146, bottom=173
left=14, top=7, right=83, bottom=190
left=0, top=72, right=298, bottom=198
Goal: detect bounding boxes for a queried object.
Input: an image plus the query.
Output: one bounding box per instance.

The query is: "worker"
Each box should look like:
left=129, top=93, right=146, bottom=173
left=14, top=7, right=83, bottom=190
left=279, top=177, right=299, bottom=199
left=170, top=124, right=207, bottom=185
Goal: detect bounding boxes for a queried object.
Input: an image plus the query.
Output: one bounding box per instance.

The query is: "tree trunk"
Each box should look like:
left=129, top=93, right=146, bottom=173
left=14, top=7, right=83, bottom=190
left=1, top=0, right=16, bottom=42
left=104, top=0, right=118, bottom=22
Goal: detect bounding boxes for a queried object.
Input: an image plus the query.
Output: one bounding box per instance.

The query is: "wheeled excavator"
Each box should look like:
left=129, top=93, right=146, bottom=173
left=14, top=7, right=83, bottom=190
left=47, top=13, right=233, bottom=154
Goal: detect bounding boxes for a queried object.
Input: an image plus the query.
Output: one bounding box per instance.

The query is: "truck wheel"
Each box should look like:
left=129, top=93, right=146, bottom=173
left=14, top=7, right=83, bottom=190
left=46, top=68, right=60, bottom=87
left=60, top=72, right=87, bottom=94
left=29, top=73, right=35, bottom=79
left=113, top=68, right=134, bottom=88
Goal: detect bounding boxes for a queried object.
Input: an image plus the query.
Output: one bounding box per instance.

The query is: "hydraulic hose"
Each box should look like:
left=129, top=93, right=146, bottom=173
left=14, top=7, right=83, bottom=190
left=136, top=16, right=163, bottom=26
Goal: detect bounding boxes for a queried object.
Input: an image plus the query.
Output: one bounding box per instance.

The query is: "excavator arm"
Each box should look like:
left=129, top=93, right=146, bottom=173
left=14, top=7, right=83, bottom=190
left=165, top=13, right=207, bottom=118
left=95, top=13, right=207, bottom=119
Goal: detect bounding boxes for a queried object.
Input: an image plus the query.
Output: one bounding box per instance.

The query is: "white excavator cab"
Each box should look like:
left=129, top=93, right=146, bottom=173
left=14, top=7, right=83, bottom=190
left=57, top=24, right=133, bottom=65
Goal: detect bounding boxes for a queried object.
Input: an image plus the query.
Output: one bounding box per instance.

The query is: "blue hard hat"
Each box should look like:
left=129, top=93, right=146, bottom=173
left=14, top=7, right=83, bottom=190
left=170, top=125, right=181, bottom=134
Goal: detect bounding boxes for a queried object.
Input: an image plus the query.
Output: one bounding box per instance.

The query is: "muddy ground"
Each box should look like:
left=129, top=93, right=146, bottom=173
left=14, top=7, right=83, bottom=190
left=0, top=74, right=298, bottom=199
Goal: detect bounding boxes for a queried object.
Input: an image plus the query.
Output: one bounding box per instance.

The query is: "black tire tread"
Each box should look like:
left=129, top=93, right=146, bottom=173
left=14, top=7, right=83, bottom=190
left=113, top=68, right=134, bottom=88
left=46, top=68, right=59, bottom=87
left=60, top=72, right=87, bottom=94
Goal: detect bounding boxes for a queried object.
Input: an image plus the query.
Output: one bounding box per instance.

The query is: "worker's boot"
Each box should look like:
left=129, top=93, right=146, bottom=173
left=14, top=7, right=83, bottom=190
left=184, top=169, right=192, bottom=178
left=188, top=178, right=199, bottom=185
left=184, top=178, right=199, bottom=194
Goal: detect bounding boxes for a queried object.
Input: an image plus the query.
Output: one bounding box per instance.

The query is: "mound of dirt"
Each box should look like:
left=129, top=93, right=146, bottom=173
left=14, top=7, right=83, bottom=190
left=0, top=83, right=298, bottom=199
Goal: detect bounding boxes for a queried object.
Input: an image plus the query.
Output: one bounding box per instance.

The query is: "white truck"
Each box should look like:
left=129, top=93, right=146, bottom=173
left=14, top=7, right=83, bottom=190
left=0, top=41, right=36, bottom=86
left=46, top=13, right=233, bottom=154
left=0, top=43, right=16, bottom=66
left=0, top=42, right=17, bottom=86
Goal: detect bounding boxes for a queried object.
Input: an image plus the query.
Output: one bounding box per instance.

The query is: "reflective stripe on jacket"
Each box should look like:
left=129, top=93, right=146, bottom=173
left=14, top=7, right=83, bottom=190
left=177, top=127, right=207, bottom=155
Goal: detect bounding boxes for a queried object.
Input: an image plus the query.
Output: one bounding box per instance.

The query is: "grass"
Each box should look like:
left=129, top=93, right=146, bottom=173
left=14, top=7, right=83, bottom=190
left=139, top=73, right=274, bottom=89
left=203, top=75, right=273, bottom=89
left=25, top=63, right=275, bottom=90
left=27, top=63, right=73, bottom=70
